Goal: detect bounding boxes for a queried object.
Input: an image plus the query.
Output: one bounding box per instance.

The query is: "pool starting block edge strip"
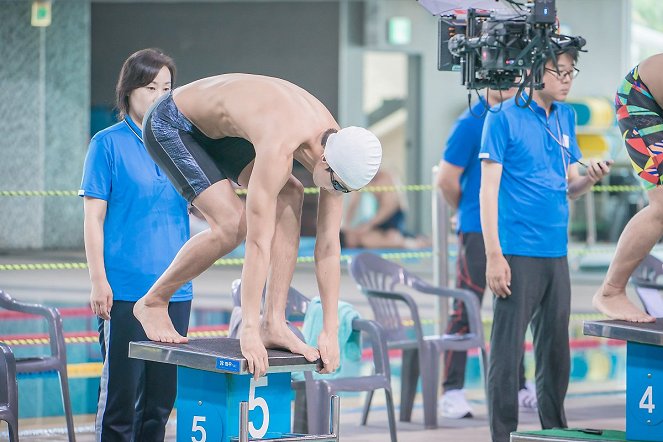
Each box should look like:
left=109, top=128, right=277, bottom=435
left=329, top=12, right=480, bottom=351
left=129, top=338, right=320, bottom=375
left=584, top=319, right=663, bottom=347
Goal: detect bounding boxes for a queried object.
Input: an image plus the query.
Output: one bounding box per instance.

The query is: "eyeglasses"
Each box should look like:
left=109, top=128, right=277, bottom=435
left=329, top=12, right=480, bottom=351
left=329, top=168, right=351, bottom=193
left=544, top=67, right=580, bottom=81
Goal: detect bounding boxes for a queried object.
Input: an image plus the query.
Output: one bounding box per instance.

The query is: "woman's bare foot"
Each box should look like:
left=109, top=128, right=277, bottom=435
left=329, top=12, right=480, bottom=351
left=592, top=284, right=656, bottom=323
left=133, top=297, right=188, bottom=343
left=260, top=321, right=320, bottom=362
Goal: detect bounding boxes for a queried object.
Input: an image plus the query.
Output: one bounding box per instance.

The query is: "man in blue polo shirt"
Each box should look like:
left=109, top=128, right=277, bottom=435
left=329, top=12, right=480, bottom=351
left=480, top=48, right=611, bottom=442
left=438, top=87, right=538, bottom=419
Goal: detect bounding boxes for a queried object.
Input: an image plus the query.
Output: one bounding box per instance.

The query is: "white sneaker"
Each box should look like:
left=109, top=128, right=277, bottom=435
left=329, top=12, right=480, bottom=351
left=518, top=381, right=538, bottom=413
left=440, top=389, right=473, bottom=419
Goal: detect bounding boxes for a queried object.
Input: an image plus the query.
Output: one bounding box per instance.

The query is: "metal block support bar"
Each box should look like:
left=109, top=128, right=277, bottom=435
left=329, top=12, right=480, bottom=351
left=236, top=396, right=340, bottom=442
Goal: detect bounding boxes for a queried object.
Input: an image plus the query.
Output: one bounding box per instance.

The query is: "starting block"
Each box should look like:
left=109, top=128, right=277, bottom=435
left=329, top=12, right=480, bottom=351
left=129, top=338, right=339, bottom=442
left=511, top=428, right=626, bottom=441
left=584, top=319, right=663, bottom=442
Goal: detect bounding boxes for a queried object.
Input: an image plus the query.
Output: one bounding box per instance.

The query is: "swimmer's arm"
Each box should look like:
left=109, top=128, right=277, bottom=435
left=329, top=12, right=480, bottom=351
left=315, top=190, right=343, bottom=372
left=242, top=149, right=292, bottom=328
left=315, top=190, right=343, bottom=330
left=357, top=172, right=399, bottom=229
left=361, top=192, right=400, bottom=229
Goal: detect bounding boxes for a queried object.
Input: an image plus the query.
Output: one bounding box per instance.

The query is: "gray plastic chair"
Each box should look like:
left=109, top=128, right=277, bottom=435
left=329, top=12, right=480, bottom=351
left=0, top=290, right=76, bottom=442
left=0, top=342, right=18, bottom=441
left=630, top=254, right=663, bottom=317
left=229, top=280, right=397, bottom=441
left=348, top=252, right=486, bottom=429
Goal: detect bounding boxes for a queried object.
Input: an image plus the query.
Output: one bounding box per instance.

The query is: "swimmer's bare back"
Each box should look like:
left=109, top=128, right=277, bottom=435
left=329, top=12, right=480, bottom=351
left=637, top=54, right=663, bottom=108
left=171, top=74, right=338, bottom=155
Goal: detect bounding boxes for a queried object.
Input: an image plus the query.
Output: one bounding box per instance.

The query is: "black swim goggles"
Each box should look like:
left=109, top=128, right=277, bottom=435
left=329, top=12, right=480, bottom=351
left=328, top=168, right=351, bottom=193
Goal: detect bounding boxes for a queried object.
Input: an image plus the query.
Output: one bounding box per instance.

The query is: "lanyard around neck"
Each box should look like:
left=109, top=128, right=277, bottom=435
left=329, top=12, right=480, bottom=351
left=527, top=105, right=570, bottom=180
left=527, top=104, right=564, bottom=147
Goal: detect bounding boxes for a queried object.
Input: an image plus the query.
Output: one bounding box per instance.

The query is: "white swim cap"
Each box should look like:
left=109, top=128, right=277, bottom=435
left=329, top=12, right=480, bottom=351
left=324, top=126, right=382, bottom=190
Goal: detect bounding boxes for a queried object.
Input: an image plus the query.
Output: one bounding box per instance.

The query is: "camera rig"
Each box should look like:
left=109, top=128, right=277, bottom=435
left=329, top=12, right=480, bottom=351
left=424, top=0, right=585, bottom=98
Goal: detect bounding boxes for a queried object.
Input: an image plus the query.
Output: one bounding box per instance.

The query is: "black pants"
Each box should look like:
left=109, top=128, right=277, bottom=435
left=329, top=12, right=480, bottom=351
left=488, top=256, right=570, bottom=442
left=96, top=300, right=191, bottom=442
left=443, top=232, right=526, bottom=392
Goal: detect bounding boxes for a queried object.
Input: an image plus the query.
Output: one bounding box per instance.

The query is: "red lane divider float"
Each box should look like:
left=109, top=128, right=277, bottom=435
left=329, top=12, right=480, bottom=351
left=0, top=324, right=231, bottom=346
left=0, top=306, right=93, bottom=320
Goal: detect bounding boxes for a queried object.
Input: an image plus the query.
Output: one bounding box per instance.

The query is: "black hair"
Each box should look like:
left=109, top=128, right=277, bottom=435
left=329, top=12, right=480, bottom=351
left=546, top=44, right=579, bottom=66
left=321, top=128, right=338, bottom=147
left=115, top=48, right=176, bottom=119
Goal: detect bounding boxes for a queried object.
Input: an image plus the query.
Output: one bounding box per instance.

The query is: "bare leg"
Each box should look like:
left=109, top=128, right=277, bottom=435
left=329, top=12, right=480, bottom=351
left=358, top=229, right=406, bottom=249
left=134, top=180, right=247, bottom=342
left=593, top=186, right=663, bottom=322
left=259, top=177, right=319, bottom=361
left=357, top=229, right=429, bottom=250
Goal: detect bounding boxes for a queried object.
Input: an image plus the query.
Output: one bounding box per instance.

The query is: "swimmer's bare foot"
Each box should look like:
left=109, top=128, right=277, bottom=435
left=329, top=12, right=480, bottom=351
left=260, top=321, right=320, bottom=363
left=592, top=284, right=656, bottom=323
left=134, top=297, right=188, bottom=343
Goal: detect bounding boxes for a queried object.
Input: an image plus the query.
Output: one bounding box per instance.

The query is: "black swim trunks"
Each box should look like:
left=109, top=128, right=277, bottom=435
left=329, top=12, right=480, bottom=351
left=143, top=93, right=256, bottom=202
left=375, top=209, right=406, bottom=232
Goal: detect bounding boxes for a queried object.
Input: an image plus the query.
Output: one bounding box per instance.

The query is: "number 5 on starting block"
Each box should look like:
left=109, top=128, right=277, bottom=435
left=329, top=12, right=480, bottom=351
left=177, top=367, right=292, bottom=442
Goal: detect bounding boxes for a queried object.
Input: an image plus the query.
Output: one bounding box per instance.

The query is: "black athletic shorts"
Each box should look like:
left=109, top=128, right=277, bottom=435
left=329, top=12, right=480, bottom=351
left=143, top=93, right=256, bottom=202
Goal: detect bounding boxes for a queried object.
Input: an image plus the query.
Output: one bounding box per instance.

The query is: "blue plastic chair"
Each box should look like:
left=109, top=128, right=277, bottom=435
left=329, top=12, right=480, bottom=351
left=229, top=280, right=397, bottom=441
left=348, top=252, right=486, bottom=429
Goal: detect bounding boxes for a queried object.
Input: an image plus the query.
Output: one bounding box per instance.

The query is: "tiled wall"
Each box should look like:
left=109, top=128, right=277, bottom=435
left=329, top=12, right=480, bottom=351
left=0, top=1, right=90, bottom=249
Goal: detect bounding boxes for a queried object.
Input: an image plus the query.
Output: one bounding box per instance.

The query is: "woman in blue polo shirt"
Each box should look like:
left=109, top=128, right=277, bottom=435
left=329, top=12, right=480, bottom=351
left=80, top=48, right=192, bottom=442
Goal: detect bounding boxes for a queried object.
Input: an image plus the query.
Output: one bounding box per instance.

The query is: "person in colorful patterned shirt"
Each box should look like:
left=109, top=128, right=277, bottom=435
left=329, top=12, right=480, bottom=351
left=593, top=53, right=663, bottom=323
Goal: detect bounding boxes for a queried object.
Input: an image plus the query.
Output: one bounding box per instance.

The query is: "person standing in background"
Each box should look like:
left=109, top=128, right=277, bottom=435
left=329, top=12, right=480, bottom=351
left=437, top=87, right=537, bottom=419
left=80, top=48, right=192, bottom=442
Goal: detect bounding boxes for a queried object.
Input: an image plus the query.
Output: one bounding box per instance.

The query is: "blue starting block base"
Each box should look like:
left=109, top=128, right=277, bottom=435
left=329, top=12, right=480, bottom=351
left=584, top=319, right=663, bottom=442
left=129, top=338, right=338, bottom=442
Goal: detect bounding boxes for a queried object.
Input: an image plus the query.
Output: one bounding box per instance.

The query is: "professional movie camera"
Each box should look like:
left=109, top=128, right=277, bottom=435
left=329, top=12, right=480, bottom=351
left=418, top=0, right=585, bottom=101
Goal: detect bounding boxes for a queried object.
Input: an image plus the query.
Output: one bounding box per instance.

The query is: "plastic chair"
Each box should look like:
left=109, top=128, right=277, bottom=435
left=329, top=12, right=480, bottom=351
left=348, top=252, right=486, bottom=429
left=0, top=342, right=18, bottom=441
left=229, top=280, right=397, bottom=441
left=630, top=254, right=663, bottom=317
left=0, top=290, right=76, bottom=442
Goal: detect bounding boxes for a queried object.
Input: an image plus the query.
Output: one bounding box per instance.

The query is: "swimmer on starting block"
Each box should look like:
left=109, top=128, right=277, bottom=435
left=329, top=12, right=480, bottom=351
left=593, top=54, right=663, bottom=323
left=133, top=73, right=382, bottom=378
